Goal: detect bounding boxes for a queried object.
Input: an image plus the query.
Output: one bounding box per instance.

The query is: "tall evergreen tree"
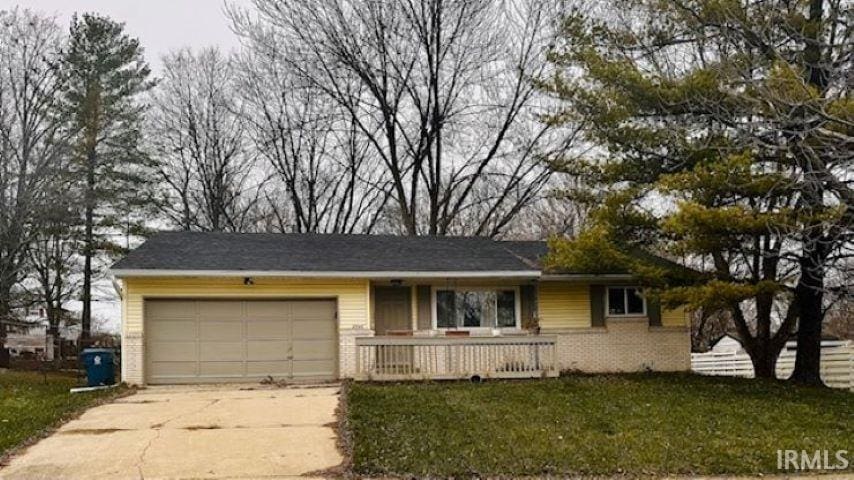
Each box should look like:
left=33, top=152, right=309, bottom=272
left=541, top=0, right=851, bottom=384
left=60, top=13, right=155, bottom=341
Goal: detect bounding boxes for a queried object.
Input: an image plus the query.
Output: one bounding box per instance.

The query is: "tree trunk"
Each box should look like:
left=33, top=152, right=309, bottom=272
left=732, top=304, right=784, bottom=380
left=81, top=148, right=96, bottom=342
left=788, top=0, right=829, bottom=388
left=748, top=343, right=779, bottom=379
left=0, top=299, right=9, bottom=368
left=47, top=304, right=60, bottom=365
left=790, top=264, right=826, bottom=386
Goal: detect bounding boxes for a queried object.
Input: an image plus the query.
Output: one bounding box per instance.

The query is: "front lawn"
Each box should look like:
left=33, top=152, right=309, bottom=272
left=0, top=370, right=124, bottom=458
left=347, top=373, right=853, bottom=477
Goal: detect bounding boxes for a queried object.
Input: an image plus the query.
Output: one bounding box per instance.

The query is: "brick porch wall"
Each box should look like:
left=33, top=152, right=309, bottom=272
left=544, top=318, right=690, bottom=372
left=122, top=331, right=145, bottom=385
left=339, top=328, right=374, bottom=377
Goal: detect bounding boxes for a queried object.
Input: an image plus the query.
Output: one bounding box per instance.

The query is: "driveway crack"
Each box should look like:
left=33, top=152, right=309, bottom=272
left=136, top=429, right=160, bottom=480
left=159, top=398, right=220, bottom=429
left=136, top=398, right=220, bottom=479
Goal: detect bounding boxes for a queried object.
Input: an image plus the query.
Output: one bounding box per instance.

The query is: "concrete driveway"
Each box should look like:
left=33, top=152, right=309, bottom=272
left=0, top=384, right=343, bottom=480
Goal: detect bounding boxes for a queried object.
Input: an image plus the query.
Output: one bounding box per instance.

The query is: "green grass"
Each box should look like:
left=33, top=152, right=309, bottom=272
left=347, top=373, right=853, bottom=477
left=0, top=370, right=125, bottom=457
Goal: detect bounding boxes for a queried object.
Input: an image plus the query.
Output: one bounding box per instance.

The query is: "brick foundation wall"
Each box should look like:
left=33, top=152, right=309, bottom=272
left=339, top=328, right=374, bottom=377
left=544, top=318, right=690, bottom=373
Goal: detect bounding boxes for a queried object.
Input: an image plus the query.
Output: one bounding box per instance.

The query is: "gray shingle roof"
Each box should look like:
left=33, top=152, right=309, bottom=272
left=111, top=232, right=545, bottom=274
left=501, top=240, right=549, bottom=269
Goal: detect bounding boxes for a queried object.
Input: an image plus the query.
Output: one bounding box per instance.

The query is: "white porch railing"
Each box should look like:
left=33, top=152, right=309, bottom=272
left=355, top=336, right=558, bottom=381
left=691, top=344, right=854, bottom=390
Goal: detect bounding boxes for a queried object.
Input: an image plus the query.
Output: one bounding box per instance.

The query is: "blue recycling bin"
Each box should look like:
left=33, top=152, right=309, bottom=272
left=80, top=348, right=116, bottom=387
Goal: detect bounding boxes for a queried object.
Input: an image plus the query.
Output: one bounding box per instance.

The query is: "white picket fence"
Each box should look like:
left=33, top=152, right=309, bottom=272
left=691, top=344, right=854, bottom=390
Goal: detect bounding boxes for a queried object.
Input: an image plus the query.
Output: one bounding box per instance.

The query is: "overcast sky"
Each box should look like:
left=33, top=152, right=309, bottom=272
left=0, top=1, right=245, bottom=331
left=0, top=0, right=243, bottom=73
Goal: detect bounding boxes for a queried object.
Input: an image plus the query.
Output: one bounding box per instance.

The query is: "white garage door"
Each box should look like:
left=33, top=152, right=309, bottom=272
left=145, top=299, right=337, bottom=384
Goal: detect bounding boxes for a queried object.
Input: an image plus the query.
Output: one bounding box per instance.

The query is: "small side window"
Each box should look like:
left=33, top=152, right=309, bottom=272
left=608, top=288, right=626, bottom=315
left=607, top=287, right=646, bottom=316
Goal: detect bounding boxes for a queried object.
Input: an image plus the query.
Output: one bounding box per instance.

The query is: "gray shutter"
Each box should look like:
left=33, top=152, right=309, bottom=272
left=520, top=285, right=538, bottom=330
left=647, top=297, right=662, bottom=327
left=416, top=285, right=432, bottom=330
left=590, top=285, right=605, bottom=327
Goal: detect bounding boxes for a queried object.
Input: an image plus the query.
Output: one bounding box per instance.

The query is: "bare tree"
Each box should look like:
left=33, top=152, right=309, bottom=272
left=823, top=298, right=852, bottom=341
left=236, top=46, right=391, bottom=233
left=229, top=0, right=569, bottom=236
left=0, top=9, right=66, bottom=364
left=496, top=174, right=590, bottom=240
left=691, top=309, right=733, bottom=353
left=26, top=203, right=82, bottom=361
left=150, top=48, right=263, bottom=232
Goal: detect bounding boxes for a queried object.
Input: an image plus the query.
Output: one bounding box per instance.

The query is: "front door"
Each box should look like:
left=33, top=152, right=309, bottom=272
left=374, top=286, right=412, bottom=334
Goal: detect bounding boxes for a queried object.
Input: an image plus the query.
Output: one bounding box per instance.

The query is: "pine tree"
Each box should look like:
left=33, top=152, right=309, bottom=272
left=541, top=0, right=851, bottom=384
left=60, top=13, right=155, bottom=341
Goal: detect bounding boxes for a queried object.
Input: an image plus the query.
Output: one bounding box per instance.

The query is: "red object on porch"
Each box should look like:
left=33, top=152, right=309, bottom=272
left=386, top=330, right=414, bottom=336
left=445, top=330, right=471, bottom=337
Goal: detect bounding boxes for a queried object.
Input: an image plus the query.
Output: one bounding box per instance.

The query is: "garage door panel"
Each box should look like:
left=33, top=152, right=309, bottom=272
left=292, top=320, right=335, bottom=339
left=293, top=359, right=336, bottom=377
left=146, top=301, right=196, bottom=319
left=199, top=321, right=242, bottom=341
left=147, top=320, right=195, bottom=341
left=292, top=301, right=335, bottom=319
left=149, top=361, right=197, bottom=378
left=246, top=301, right=289, bottom=318
left=292, top=340, right=336, bottom=360
left=200, top=342, right=243, bottom=361
left=146, top=299, right=336, bottom=384
left=247, top=340, right=287, bottom=361
left=246, top=361, right=290, bottom=376
left=199, top=361, right=244, bottom=377
left=197, top=301, right=243, bottom=319
left=148, top=342, right=197, bottom=362
left=246, top=320, right=289, bottom=339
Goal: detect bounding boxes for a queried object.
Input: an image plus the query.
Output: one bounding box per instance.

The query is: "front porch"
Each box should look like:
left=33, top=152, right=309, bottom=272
left=342, top=278, right=691, bottom=381
left=354, top=335, right=558, bottom=381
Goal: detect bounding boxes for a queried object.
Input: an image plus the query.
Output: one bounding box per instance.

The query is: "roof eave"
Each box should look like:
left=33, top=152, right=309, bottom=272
left=539, top=273, right=635, bottom=281
left=110, top=269, right=543, bottom=279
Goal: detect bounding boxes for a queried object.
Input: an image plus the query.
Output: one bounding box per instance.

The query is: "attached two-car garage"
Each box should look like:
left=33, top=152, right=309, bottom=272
left=144, top=299, right=337, bottom=384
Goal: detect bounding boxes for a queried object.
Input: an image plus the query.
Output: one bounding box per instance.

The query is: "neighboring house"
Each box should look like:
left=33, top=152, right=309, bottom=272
left=111, top=232, right=691, bottom=385
left=4, top=307, right=81, bottom=359
left=709, top=334, right=745, bottom=354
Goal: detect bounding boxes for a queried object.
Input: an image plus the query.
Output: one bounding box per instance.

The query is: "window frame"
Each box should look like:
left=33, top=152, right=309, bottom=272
left=431, top=286, right=522, bottom=331
left=606, top=286, right=647, bottom=317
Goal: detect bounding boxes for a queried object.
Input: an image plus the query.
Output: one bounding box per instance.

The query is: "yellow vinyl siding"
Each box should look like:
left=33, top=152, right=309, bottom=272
left=538, top=282, right=590, bottom=329
left=122, top=276, right=370, bottom=337
left=661, top=305, right=689, bottom=327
